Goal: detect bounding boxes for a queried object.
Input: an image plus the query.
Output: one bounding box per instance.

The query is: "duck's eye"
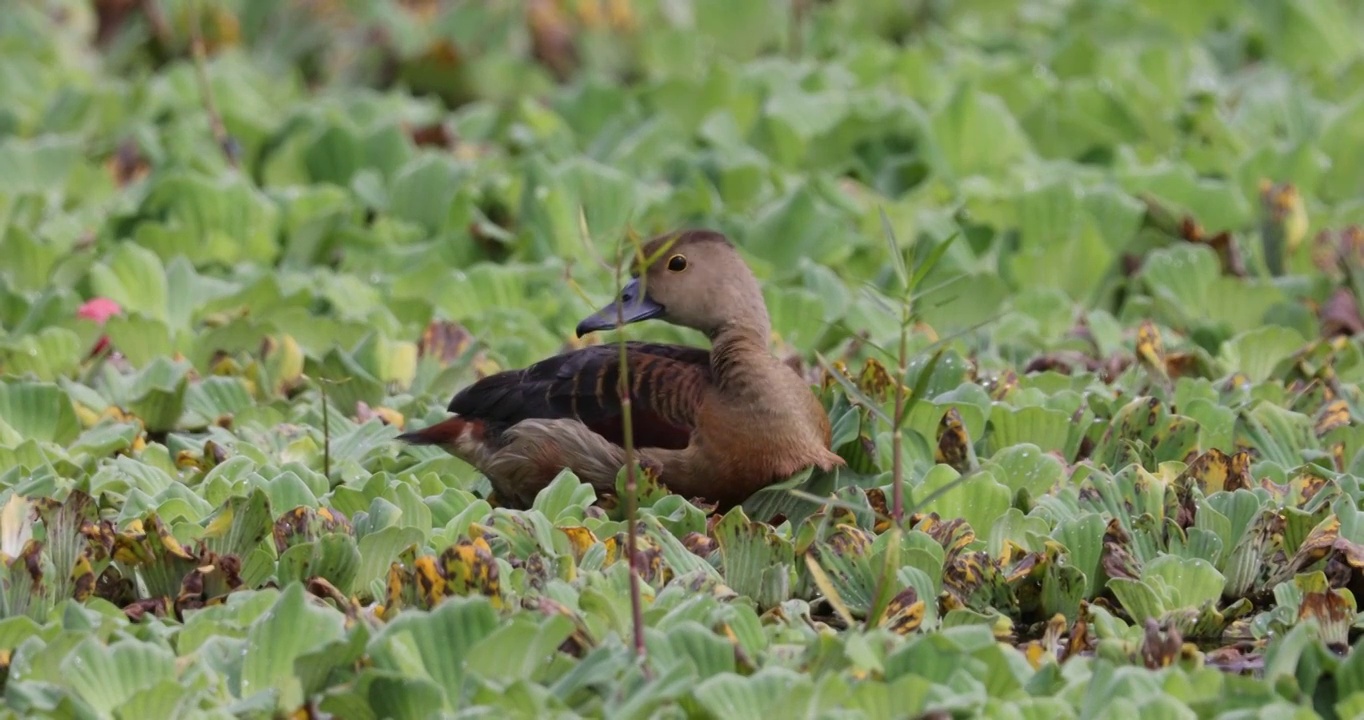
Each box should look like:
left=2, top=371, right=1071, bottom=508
left=667, top=254, right=688, bottom=272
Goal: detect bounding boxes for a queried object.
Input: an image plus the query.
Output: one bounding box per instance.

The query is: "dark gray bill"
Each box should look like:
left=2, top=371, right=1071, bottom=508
left=575, top=277, right=665, bottom=337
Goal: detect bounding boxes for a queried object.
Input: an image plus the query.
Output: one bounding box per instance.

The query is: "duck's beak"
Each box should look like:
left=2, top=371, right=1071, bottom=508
left=576, top=277, right=665, bottom=337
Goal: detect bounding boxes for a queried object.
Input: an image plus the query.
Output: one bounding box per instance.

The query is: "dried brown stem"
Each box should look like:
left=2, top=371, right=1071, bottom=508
left=139, top=0, right=174, bottom=48
left=187, top=0, right=237, bottom=168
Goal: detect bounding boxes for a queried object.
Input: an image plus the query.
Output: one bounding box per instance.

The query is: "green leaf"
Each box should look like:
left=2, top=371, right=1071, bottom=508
left=986, top=406, right=1074, bottom=458
left=366, top=673, right=447, bottom=720
left=930, top=85, right=1031, bottom=179
left=0, top=326, right=82, bottom=381
left=125, top=357, right=191, bottom=432
left=747, top=181, right=855, bottom=271
left=60, top=638, right=177, bottom=717
left=695, top=667, right=814, bottom=720
left=466, top=613, right=574, bottom=684
left=982, top=444, right=1065, bottom=501
left=0, top=379, right=79, bottom=447
left=88, top=243, right=169, bottom=325
left=713, top=507, right=796, bottom=609
left=136, top=171, right=281, bottom=266
left=102, top=314, right=175, bottom=369
left=909, top=465, right=1011, bottom=539
left=1219, top=326, right=1306, bottom=384
left=240, top=583, right=347, bottom=709
left=370, top=597, right=500, bottom=705
left=1145, top=554, right=1225, bottom=608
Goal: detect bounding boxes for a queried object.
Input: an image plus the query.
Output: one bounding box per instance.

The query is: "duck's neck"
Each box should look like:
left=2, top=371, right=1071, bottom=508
left=708, top=320, right=777, bottom=392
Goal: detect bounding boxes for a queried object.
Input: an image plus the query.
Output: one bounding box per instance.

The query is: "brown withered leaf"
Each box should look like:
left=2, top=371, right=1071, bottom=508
left=881, top=585, right=925, bottom=635
left=1063, top=602, right=1090, bottom=661
left=80, top=516, right=117, bottom=562
left=1178, top=448, right=1253, bottom=496
left=1200, top=230, right=1247, bottom=277
left=418, top=320, right=473, bottom=365
left=272, top=506, right=352, bottom=553
left=631, top=540, right=668, bottom=586
left=914, top=515, right=976, bottom=558
left=559, top=526, right=600, bottom=562
left=1333, top=537, right=1364, bottom=569
left=941, top=551, right=989, bottom=600
left=1067, top=317, right=1096, bottom=346
left=1313, top=230, right=1342, bottom=275
left=1203, top=642, right=1264, bottom=673
left=307, top=577, right=358, bottom=619
left=93, top=0, right=140, bottom=46
left=175, top=558, right=240, bottom=614
left=1021, top=613, right=1069, bottom=669
left=527, top=0, right=579, bottom=82
left=1297, top=578, right=1354, bottom=650
left=122, top=597, right=171, bottom=623
left=988, top=369, right=1018, bottom=401
left=1326, top=553, right=1355, bottom=599
left=1286, top=473, right=1331, bottom=508
left=1140, top=619, right=1184, bottom=670
left=864, top=488, right=893, bottom=533
left=942, top=550, right=1014, bottom=614
left=1135, top=319, right=1166, bottom=375
left=1340, top=226, right=1364, bottom=268
left=439, top=537, right=504, bottom=608
left=1140, top=193, right=1247, bottom=276
left=1260, top=181, right=1309, bottom=271
left=1023, top=351, right=1102, bottom=376
left=820, top=359, right=852, bottom=393
left=1332, top=441, right=1349, bottom=472
left=1177, top=213, right=1247, bottom=277
left=1121, top=253, right=1144, bottom=277
left=1003, top=547, right=1046, bottom=585
left=1101, top=519, right=1142, bottom=581
left=406, top=121, right=454, bottom=149
left=71, top=555, right=95, bottom=603
left=1320, top=288, right=1364, bottom=338
left=412, top=554, right=446, bottom=608
left=95, top=566, right=135, bottom=607
left=273, top=507, right=314, bottom=553
left=857, top=358, right=896, bottom=403
left=1275, top=517, right=1340, bottom=583
left=356, top=401, right=405, bottom=429
left=681, top=530, right=718, bottom=560
left=523, top=553, right=553, bottom=593
left=174, top=449, right=205, bottom=472
left=1163, top=352, right=1204, bottom=380
left=530, top=596, right=596, bottom=657
left=1171, top=472, right=1199, bottom=530
left=938, top=411, right=971, bottom=471
left=825, top=524, right=874, bottom=558
left=106, top=138, right=150, bottom=188
left=381, top=561, right=409, bottom=619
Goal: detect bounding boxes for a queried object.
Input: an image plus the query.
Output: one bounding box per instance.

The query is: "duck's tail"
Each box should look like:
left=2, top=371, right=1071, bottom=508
left=397, top=416, right=499, bottom=468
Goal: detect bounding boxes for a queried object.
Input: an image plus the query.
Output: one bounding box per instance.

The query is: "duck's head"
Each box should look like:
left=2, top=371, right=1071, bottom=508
left=576, top=230, right=768, bottom=339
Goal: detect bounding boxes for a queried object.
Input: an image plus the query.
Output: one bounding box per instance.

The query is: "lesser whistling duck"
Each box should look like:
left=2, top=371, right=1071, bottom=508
left=399, top=229, right=845, bottom=509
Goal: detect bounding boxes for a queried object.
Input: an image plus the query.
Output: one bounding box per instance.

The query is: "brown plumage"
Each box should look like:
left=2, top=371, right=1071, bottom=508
left=399, top=229, right=844, bottom=510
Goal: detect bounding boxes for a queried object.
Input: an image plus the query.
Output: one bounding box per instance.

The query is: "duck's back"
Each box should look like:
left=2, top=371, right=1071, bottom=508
left=448, top=341, right=712, bottom=450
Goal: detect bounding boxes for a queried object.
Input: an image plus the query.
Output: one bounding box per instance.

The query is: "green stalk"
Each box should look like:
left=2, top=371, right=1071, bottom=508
left=612, top=235, right=648, bottom=667
left=892, top=301, right=909, bottom=523
left=319, top=378, right=331, bottom=481
left=880, top=208, right=913, bottom=525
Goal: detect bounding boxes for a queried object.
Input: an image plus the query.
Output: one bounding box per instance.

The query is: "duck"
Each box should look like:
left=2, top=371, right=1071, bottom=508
left=398, top=229, right=845, bottom=510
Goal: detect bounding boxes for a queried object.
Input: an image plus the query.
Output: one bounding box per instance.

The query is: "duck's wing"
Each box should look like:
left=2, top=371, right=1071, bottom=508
left=443, top=341, right=711, bottom=450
